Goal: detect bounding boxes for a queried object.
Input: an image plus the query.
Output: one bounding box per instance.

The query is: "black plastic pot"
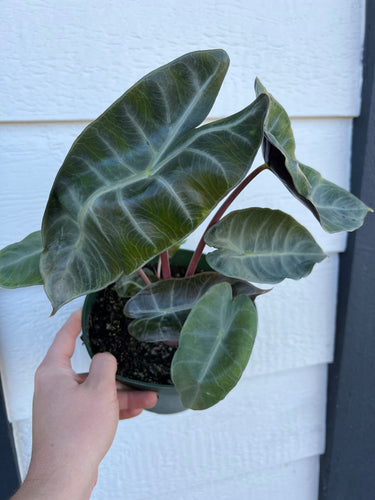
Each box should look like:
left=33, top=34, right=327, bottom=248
left=81, top=249, right=211, bottom=415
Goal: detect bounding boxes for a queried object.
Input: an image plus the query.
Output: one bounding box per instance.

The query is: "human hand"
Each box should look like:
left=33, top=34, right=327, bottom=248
left=13, top=309, right=157, bottom=500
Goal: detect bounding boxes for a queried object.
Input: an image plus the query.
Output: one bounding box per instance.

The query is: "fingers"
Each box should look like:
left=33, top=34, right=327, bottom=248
left=74, top=373, right=88, bottom=384
left=118, top=390, right=158, bottom=419
left=117, top=388, right=157, bottom=411
left=77, top=358, right=157, bottom=420
left=119, top=408, right=144, bottom=420
left=85, top=352, right=117, bottom=388
left=78, top=372, right=157, bottom=414
left=43, top=309, right=82, bottom=367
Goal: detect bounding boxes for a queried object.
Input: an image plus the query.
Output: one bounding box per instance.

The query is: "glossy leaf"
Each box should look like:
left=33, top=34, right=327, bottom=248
left=254, top=79, right=311, bottom=198
left=41, top=49, right=269, bottom=312
left=114, top=268, right=157, bottom=297
left=205, top=208, right=326, bottom=284
left=125, top=272, right=266, bottom=342
left=255, top=79, right=371, bottom=232
left=0, top=231, right=43, bottom=288
left=171, top=282, right=257, bottom=410
left=299, top=163, right=372, bottom=232
left=128, top=312, right=190, bottom=343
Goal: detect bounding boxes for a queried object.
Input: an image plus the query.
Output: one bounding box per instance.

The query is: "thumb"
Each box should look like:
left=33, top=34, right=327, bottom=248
left=85, top=352, right=118, bottom=388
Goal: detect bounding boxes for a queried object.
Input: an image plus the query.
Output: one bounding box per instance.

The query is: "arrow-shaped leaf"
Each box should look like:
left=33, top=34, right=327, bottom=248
left=0, top=231, right=43, bottom=288
left=205, top=208, right=326, bottom=284
left=125, top=271, right=266, bottom=342
left=255, top=79, right=371, bottom=232
left=171, top=282, right=257, bottom=410
left=41, top=50, right=269, bottom=312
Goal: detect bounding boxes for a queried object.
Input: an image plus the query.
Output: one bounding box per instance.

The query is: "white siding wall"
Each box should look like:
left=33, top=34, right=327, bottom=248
left=0, top=1, right=365, bottom=498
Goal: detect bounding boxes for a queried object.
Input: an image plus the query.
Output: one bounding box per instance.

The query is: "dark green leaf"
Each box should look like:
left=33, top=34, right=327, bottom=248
left=255, top=79, right=371, bottom=232
left=125, top=271, right=266, bottom=342
left=171, top=282, right=257, bottom=410
left=205, top=208, right=326, bottom=284
left=127, top=311, right=190, bottom=343
left=0, top=231, right=43, bottom=288
left=114, top=268, right=157, bottom=297
left=41, top=50, right=268, bottom=312
left=254, top=78, right=312, bottom=198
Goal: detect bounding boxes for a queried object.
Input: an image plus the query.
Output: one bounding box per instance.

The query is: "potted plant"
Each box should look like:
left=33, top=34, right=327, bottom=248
left=0, top=49, right=370, bottom=414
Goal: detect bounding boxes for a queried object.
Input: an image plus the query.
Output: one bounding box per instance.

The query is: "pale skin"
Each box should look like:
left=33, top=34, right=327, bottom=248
left=11, top=309, right=158, bottom=500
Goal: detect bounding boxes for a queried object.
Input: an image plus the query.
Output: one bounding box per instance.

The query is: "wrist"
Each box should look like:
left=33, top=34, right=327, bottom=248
left=14, top=458, right=98, bottom=500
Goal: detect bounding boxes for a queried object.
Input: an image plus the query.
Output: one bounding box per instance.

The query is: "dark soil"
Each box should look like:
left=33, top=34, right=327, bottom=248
left=86, top=260, right=209, bottom=385
left=86, top=269, right=185, bottom=385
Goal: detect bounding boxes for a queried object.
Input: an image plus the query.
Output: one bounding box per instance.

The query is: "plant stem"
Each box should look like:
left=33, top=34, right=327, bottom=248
left=138, top=268, right=151, bottom=285
left=161, top=250, right=171, bottom=279
left=185, top=163, right=269, bottom=276
left=156, top=255, right=162, bottom=279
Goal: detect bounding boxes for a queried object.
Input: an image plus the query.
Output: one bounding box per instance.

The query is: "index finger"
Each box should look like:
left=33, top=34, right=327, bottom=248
left=43, top=309, right=82, bottom=367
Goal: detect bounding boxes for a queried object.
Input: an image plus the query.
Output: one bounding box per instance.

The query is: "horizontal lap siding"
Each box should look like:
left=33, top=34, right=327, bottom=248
left=0, top=1, right=365, bottom=498
left=0, top=118, right=352, bottom=252
left=0, top=1, right=364, bottom=120
left=13, top=365, right=325, bottom=500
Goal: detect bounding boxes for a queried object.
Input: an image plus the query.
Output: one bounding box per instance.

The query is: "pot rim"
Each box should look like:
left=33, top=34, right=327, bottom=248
left=81, top=248, right=212, bottom=390
left=81, top=292, right=176, bottom=390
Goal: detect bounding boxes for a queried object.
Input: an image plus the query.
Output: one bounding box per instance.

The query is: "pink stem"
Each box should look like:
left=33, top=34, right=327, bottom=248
left=156, top=255, right=162, bottom=278
left=138, top=268, right=151, bottom=285
left=185, top=164, right=268, bottom=276
left=161, top=250, right=171, bottom=279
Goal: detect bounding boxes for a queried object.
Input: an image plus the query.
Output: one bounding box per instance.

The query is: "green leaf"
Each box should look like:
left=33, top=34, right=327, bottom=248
left=125, top=272, right=266, bottom=342
left=205, top=208, right=326, bottom=284
left=114, top=268, right=157, bottom=297
left=255, top=79, right=371, bottom=232
left=171, top=282, right=257, bottom=410
left=0, top=231, right=43, bottom=288
left=254, top=78, right=312, bottom=198
left=254, top=79, right=296, bottom=157
left=299, top=163, right=372, bottom=232
left=128, top=312, right=190, bottom=343
left=41, top=50, right=269, bottom=312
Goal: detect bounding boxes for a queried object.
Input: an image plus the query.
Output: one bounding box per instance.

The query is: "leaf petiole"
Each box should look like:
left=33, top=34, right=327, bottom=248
left=138, top=268, right=151, bottom=285
left=185, top=163, right=269, bottom=276
left=161, top=250, right=171, bottom=279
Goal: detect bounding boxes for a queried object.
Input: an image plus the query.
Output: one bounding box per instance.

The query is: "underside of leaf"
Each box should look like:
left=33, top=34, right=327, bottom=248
left=255, top=79, right=371, bottom=233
